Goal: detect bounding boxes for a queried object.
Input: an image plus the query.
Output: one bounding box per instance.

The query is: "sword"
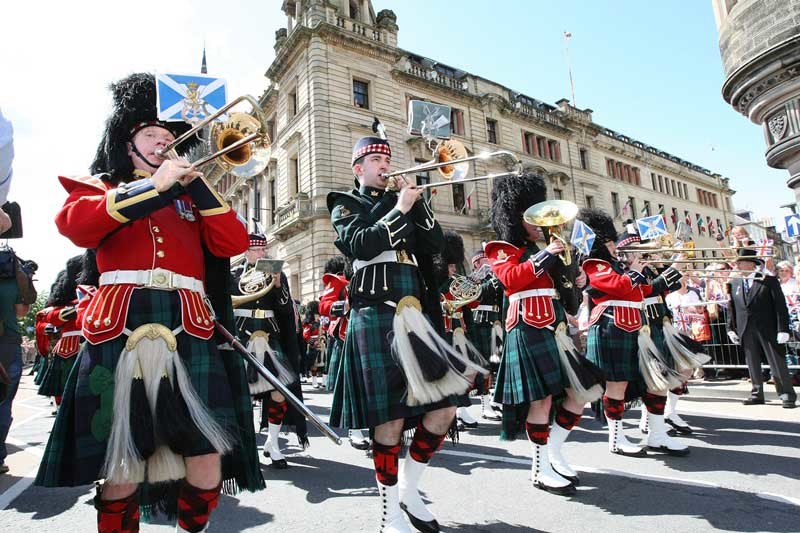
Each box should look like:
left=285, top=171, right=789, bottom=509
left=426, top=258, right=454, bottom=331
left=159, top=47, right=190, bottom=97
left=214, top=321, right=342, bottom=445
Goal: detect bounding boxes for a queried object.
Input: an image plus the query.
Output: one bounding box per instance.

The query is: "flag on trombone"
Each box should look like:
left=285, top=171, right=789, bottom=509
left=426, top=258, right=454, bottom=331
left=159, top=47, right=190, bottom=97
left=156, top=72, right=228, bottom=123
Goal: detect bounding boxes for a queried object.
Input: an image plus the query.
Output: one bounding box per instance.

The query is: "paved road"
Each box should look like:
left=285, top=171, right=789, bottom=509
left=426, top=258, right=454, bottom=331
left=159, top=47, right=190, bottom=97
left=2, top=371, right=798, bottom=532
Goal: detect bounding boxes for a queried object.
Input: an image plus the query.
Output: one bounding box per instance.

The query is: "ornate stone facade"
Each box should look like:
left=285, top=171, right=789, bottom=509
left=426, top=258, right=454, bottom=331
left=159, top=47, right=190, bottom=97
left=223, top=0, right=732, bottom=301
left=714, top=0, right=800, bottom=196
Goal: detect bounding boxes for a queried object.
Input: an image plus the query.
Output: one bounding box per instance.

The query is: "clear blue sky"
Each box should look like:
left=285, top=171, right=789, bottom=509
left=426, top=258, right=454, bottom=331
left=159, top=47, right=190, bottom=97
left=383, top=0, right=792, bottom=225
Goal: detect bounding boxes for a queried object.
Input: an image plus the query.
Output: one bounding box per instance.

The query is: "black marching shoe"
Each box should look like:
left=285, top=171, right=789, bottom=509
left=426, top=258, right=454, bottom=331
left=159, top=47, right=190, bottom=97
left=742, top=397, right=765, bottom=406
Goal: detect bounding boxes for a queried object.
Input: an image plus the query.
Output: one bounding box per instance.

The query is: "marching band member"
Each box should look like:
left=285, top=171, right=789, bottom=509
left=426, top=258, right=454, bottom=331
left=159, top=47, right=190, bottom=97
left=486, top=173, right=599, bottom=496
left=328, top=133, right=483, bottom=533
left=438, top=230, right=486, bottom=430
left=37, top=256, right=83, bottom=413
left=231, top=233, right=306, bottom=468
left=35, top=73, right=262, bottom=533
left=578, top=209, right=688, bottom=458
left=616, top=226, right=709, bottom=438
left=319, top=256, right=370, bottom=450
left=302, top=301, right=325, bottom=389
left=468, top=249, right=504, bottom=421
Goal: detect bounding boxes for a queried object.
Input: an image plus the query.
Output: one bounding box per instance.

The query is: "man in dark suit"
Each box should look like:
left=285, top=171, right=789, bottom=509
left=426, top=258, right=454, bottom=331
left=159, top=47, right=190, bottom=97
left=727, top=249, right=797, bottom=408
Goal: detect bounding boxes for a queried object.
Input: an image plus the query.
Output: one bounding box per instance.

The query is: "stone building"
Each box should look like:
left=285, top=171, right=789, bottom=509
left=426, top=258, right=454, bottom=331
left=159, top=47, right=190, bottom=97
left=220, top=0, right=733, bottom=301
left=713, top=0, right=800, bottom=202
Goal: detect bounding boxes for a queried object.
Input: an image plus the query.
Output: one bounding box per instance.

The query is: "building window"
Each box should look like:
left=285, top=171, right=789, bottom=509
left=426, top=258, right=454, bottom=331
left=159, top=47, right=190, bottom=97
left=611, top=192, right=620, bottom=217
left=415, top=159, right=432, bottom=202
left=651, top=172, right=657, bottom=191
left=585, top=195, right=594, bottom=208
left=579, top=148, right=589, bottom=170
left=486, top=119, right=498, bottom=144
left=289, top=155, right=299, bottom=197
left=288, top=87, right=298, bottom=118
left=643, top=200, right=651, bottom=217
left=628, top=197, right=637, bottom=219
left=269, top=179, right=276, bottom=225
left=548, top=140, right=561, bottom=162
left=253, top=177, right=261, bottom=222
left=523, top=131, right=536, bottom=155
left=451, top=108, right=465, bottom=136
left=242, top=201, right=249, bottom=223
left=683, top=183, right=688, bottom=199
left=658, top=174, right=663, bottom=193
left=453, top=183, right=467, bottom=214
left=553, top=188, right=563, bottom=200
left=353, top=79, right=369, bottom=109
left=267, top=116, right=276, bottom=143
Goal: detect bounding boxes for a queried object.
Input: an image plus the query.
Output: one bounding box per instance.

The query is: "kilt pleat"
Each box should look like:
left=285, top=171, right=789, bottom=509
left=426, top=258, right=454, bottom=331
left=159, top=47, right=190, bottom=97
left=35, top=288, right=264, bottom=503
left=493, top=303, right=569, bottom=406
left=325, top=337, right=343, bottom=391
left=586, top=315, right=641, bottom=382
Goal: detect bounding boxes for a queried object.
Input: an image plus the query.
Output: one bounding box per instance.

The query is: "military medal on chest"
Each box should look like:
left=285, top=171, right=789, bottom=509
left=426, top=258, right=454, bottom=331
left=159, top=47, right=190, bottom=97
left=175, top=199, right=196, bottom=221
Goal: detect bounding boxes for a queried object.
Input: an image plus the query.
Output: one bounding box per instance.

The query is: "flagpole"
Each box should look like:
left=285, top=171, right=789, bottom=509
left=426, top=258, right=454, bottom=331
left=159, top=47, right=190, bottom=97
left=564, top=31, right=577, bottom=107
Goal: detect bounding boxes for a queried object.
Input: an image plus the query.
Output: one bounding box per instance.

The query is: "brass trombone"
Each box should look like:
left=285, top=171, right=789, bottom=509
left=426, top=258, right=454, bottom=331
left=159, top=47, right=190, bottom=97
left=382, top=138, right=523, bottom=192
left=523, top=200, right=579, bottom=266
left=155, top=95, right=271, bottom=178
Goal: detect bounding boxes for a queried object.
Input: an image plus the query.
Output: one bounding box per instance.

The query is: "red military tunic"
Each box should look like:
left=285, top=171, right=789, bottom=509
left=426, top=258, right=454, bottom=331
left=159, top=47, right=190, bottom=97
left=485, top=240, right=559, bottom=331
left=319, top=273, right=349, bottom=342
left=44, top=303, right=82, bottom=358
left=582, top=258, right=654, bottom=333
left=55, top=174, right=248, bottom=343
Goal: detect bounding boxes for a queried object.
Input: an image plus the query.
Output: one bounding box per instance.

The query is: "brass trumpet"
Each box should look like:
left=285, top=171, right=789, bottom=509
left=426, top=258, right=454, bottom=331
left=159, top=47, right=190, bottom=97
left=382, top=138, right=523, bottom=192
left=523, top=200, right=579, bottom=266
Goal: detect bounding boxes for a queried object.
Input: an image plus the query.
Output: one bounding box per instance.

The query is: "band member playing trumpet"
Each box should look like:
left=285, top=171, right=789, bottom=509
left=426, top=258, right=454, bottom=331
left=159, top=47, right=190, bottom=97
left=328, top=134, right=483, bottom=533
left=486, top=173, right=597, bottom=496
left=578, top=209, right=688, bottom=459
left=231, top=233, right=304, bottom=468
left=468, top=249, right=504, bottom=421
left=36, top=73, right=262, bottom=533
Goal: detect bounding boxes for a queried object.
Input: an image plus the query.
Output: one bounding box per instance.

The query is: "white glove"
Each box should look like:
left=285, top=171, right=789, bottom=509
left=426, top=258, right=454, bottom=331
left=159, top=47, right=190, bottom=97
left=777, top=332, right=790, bottom=344
left=727, top=331, right=740, bottom=344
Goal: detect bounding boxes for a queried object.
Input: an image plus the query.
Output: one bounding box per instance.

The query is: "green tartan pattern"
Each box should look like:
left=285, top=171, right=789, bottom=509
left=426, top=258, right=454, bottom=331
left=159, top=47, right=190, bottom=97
left=35, top=356, right=53, bottom=390
left=469, top=323, right=495, bottom=365
left=38, top=355, right=77, bottom=397
left=33, top=355, right=47, bottom=385
left=586, top=315, right=641, bottom=382
left=492, top=303, right=569, bottom=406
left=35, top=288, right=264, bottom=499
left=325, top=336, right=343, bottom=391
left=330, top=265, right=455, bottom=428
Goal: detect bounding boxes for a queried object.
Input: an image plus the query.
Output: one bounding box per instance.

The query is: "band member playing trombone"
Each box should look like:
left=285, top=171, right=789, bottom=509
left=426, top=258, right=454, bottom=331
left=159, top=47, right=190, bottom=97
left=231, top=233, right=305, bottom=468
left=578, top=209, right=687, bottom=459
left=328, top=133, right=483, bottom=533
left=36, top=73, right=262, bottom=533
left=486, top=173, right=600, bottom=496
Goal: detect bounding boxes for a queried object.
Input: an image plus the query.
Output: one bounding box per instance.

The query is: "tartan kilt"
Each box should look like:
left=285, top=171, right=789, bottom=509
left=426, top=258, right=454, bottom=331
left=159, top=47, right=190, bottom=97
left=33, top=355, right=47, bottom=385
left=586, top=315, right=641, bottom=382
left=35, top=288, right=264, bottom=503
left=492, top=303, right=569, bottom=406
left=469, top=323, right=494, bottom=367
left=330, top=301, right=457, bottom=430
left=36, top=356, right=54, bottom=392
left=325, top=336, right=344, bottom=391
left=38, top=355, right=77, bottom=398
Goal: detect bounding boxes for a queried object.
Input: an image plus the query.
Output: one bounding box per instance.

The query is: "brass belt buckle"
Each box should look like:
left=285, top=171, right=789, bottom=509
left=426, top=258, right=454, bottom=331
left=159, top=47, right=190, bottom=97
left=253, top=309, right=267, bottom=319
left=396, top=250, right=413, bottom=265
left=148, top=268, right=173, bottom=290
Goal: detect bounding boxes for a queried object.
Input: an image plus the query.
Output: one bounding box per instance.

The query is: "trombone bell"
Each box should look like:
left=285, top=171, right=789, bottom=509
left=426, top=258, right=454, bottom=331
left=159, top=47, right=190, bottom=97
left=523, top=200, right=579, bottom=266
left=435, top=139, right=469, bottom=180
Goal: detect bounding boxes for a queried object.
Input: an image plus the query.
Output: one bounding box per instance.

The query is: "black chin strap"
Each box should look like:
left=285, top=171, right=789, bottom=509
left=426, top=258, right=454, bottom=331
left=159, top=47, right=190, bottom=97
left=130, top=140, right=163, bottom=170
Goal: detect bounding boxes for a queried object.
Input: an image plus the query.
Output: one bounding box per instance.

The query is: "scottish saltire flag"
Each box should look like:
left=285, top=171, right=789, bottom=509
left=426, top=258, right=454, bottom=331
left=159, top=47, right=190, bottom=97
left=571, top=220, right=595, bottom=257
left=755, top=238, right=774, bottom=257
left=636, top=214, right=668, bottom=241
left=156, top=72, right=227, bottom=123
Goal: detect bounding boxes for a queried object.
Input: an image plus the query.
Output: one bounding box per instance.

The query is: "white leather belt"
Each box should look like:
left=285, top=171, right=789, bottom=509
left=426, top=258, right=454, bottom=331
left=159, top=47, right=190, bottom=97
left=99, top=268, right=205, bottom=294
left=475, top=304, right=498, bottom=312
left=644, top=296, right=663, bottom=305
left=508, top=288, right=558, bottom=303
left=61, top=331, right=82, bottom=338
left=602, top=300, right=644, bottom=309
left=234, top=309, right=275, bottom=319
left=353, top=250, right=417, bottom=272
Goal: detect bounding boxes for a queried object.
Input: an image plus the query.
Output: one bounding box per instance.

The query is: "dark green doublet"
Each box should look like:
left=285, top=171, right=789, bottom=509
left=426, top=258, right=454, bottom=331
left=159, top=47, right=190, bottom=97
left=327, top=185, right=448, bottom=428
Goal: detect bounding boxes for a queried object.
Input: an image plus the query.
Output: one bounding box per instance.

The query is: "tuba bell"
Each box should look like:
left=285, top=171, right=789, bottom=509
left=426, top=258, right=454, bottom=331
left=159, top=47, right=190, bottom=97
left=231, top=258, right=284, bottom=308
